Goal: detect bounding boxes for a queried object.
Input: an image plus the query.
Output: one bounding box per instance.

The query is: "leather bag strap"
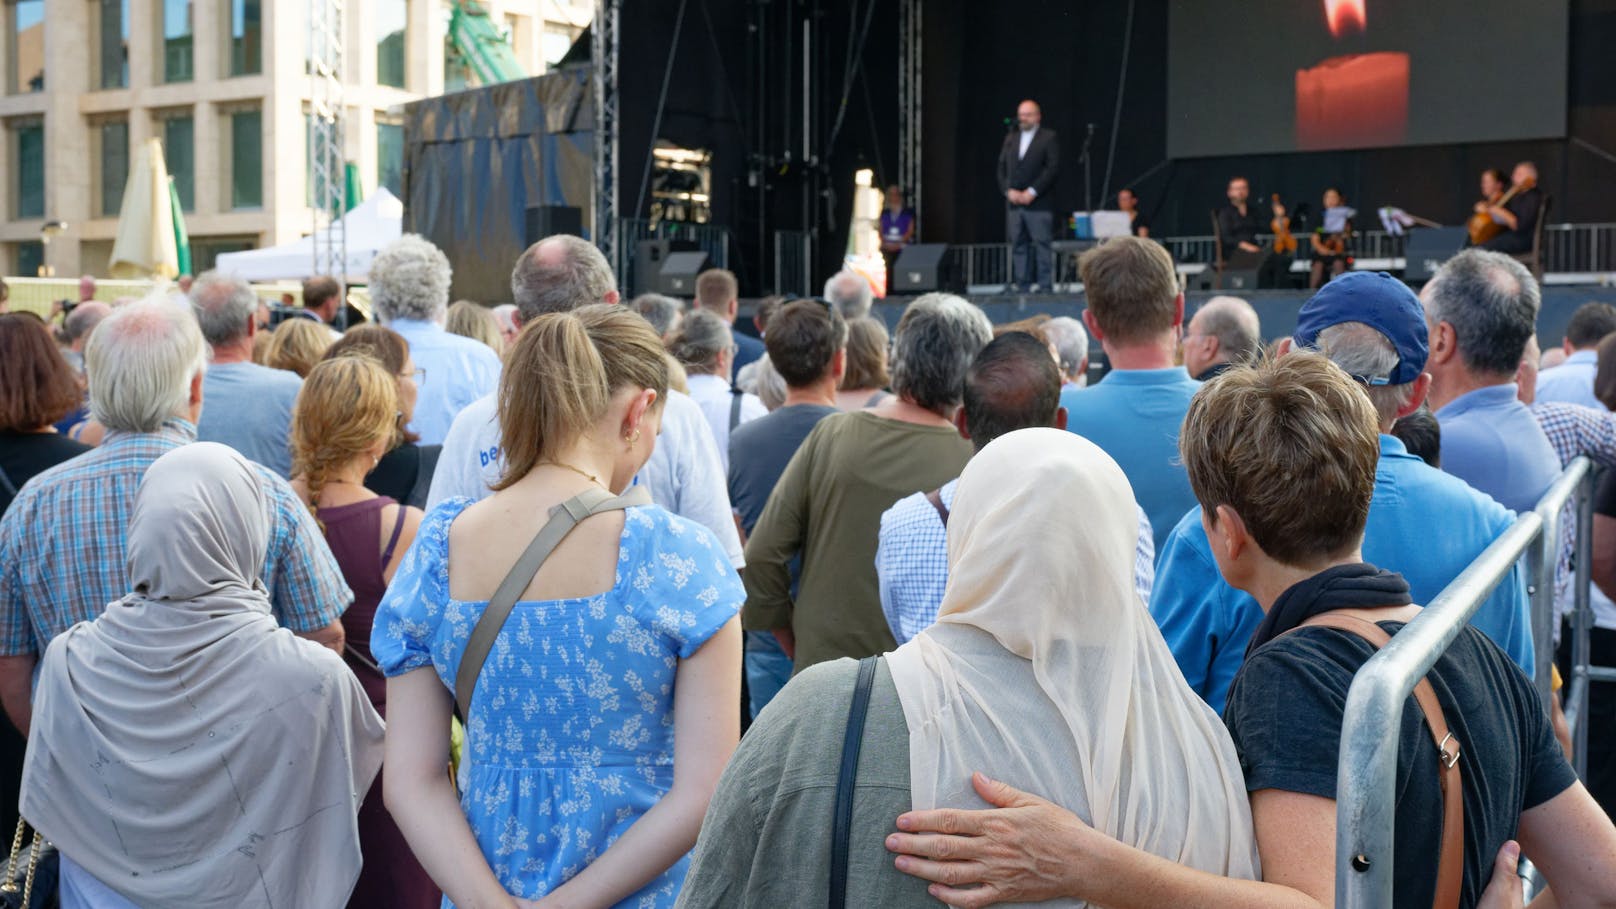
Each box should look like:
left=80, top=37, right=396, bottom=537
left=924, top=488, right=950, bottom=527
left=1296, top=612, right=1464, bottom=909
left=453, top=485, right=653, bottom=720
left=830, top=656, right=879, bottom=909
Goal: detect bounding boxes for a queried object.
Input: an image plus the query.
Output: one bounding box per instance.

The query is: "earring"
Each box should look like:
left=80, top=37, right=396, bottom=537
left=625, top=428, right=641, bottom=443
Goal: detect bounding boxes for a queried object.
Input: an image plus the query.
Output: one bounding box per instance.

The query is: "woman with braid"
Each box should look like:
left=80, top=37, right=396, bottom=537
left=290, top=356, right=436, bottom=908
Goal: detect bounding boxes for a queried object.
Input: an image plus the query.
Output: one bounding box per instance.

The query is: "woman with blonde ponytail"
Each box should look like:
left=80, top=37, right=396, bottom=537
left=290, top=356, right=437, bottom=908
left=373, top=304, right=743, bottom=909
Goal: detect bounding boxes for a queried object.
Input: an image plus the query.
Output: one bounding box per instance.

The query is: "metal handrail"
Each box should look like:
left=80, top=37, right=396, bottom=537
left=1333, top=457, right=1593, bottom=906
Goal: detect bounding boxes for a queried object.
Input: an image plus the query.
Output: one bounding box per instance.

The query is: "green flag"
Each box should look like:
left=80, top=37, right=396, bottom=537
left=168, top=176, right=192, bottom=276
left=344, top=161, right=363, bottom=213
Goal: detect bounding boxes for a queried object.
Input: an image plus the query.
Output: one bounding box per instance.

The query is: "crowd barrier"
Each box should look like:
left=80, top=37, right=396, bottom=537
left=1332, top=457, right=1598, bottom=905
left=1, top=276, right=372, bottom=321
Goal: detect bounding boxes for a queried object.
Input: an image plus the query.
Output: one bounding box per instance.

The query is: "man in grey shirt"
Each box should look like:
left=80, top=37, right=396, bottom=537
left=190, top=272, right=303, bottom=478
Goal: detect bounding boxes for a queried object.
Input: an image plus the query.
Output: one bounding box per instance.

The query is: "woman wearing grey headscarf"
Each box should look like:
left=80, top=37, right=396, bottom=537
left=21, top=442, right=384, bottom=908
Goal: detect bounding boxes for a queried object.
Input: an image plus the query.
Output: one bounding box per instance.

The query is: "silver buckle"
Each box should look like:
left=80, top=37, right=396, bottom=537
left=1437, top=732, right=1460, bottom=769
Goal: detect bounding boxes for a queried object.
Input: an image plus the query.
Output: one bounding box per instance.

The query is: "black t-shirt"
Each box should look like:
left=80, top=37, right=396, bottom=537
left=1129, top=211, right=1150, bottom=236
left=727, top=404, right=840, bottom=534
left=1505, top=188, right=1543, bottom=241
left=1224, top=621, right=1576, bottom=908
left=0, top=431, right=91, bottom=517
left=364, top=442, right=441, bottom=510
left=1218, top=204, right=1263, bottom=256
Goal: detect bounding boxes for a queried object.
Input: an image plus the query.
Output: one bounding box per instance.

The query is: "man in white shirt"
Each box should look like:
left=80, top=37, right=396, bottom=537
left=428, top=235, right=745, bottom=568
left=1537, top=301, right=1616, bottom=410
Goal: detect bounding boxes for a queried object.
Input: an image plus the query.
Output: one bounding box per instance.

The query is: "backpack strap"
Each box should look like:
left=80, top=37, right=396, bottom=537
left=924, top=488, right=950, bottom=527
left=830, top=656, right=880, bottom=909
left=729, top=387, right=745, bottom=432
left=454, top=485, right=653, bottom=720
left=1294, top=612, right=1463, bottom=909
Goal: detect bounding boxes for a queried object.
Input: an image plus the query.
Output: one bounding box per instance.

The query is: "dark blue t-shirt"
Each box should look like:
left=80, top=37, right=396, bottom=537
left=728, top=404, right=840, bottom=534
left=1224, top=621, right=1576, bottom=908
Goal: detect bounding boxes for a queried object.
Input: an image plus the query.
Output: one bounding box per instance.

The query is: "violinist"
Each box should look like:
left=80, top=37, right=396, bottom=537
left=1309, top=187, right=1355, bottom=289
left=1471, top=162, right=1543, bottom=253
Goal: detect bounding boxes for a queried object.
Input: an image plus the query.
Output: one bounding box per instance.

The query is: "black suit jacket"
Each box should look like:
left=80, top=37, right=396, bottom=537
left=997, top=127, right=1059, bottom=212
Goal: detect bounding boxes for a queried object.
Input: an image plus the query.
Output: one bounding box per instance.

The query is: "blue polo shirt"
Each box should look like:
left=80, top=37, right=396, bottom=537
left=1061, top=367, right=1200, bottom=555
left=1435, top=384, right=1560, bottom=514
left=1149, top=434, right=1533, bottom=714
left=1536, top=349, right=1601, bottom=410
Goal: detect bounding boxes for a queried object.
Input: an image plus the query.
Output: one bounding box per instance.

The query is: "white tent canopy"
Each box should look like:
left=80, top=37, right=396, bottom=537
left=214, top=188, right=404, bottom=282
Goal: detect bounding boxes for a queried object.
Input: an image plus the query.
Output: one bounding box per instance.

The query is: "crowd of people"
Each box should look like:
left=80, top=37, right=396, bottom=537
left=0, top=230, right=1613, bottom=908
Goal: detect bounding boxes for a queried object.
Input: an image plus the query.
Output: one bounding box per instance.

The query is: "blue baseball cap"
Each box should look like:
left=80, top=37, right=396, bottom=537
left=1292, top=271, right=1428, bottom=386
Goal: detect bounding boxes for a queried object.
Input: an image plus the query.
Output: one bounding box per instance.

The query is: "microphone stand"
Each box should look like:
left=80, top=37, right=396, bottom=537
left=1080, top=123, right=1096, bottom=214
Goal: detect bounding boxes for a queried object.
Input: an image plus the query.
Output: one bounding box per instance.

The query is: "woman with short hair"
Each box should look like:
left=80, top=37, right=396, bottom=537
left=265, top=317, right=335, bottom=377
left=669, top=308, right=767, bottom=470
left=836, top=316, right=892, bottom=411
left=374, top=304, right=742, bottom=908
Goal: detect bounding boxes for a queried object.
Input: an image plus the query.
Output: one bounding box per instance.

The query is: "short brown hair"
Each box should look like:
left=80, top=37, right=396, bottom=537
left=1180, top=351, right=1380, bottom=566
left=495, top=304, right=669, bottom=490
left=1077, top=236, right=1179, bottom=345
left=841, top=316, right=890, bottom=390
left=0, top=314, right=82, bottom=431
left=694, top=268, right=737, bottom=309
left=302, top=276, right=341, bottom=311
left=766, top=300, right=847, bottom=387
left=327, top=324, right=418, bottom=444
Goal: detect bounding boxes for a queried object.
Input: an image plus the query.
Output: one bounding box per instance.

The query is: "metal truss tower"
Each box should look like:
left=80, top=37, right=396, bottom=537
left=310, top=0, right=348, bottom=310
left=593, top=0, right=622, bottom=276
left=898, top=0, right=922, bottom=238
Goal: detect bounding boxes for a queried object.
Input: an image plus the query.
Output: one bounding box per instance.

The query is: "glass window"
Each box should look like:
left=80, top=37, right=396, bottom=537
left=16, top=241, right=43, bottom=277
left=230, top=109, right=262, bottom=209
left=228, top=0, right=261, bottom=76
left=11, top=0, right=44, bottom=93
left=100, top=120, right=130, bottom=217
left=163, top=115, right=194, bottom=211
left=377, top=122, right=404, bottom=197
left=377, top=0, right=407, bottom=88
left=189, top=236, right=253, bottom=272
left=15, top=122, right=43, bottom=218
left=164, top=0, right=194, bottom=82
left=98, top=0, right=129, bottom=89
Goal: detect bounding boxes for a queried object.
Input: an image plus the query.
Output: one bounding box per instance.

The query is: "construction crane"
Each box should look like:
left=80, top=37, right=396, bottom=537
left=448, top=1, right=527, bottom=86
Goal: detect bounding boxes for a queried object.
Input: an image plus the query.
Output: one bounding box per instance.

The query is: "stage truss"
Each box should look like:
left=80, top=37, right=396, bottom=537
left=594, top=0, right=622, bottom=274
left=898, top=0, right=922, bottom=239
left=309, top=0, right=347, bottom=318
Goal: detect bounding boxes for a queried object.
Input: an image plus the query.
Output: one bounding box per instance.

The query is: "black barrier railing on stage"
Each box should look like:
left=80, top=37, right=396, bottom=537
left=611, top=219, right=733, bottom=298
left=772, top=230, right=814, bottom=299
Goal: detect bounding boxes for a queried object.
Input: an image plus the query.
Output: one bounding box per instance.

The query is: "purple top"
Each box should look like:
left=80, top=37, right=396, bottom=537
left=318, top=496, right=406, bottom=709
left=880, top=208, right=916, bottom=245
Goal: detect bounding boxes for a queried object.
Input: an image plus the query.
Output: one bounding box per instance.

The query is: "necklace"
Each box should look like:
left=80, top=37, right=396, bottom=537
left=542, top=461, right=606, bottom=488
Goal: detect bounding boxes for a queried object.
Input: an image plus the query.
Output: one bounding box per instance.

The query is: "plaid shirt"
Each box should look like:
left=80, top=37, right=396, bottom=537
left=1531, top=401, right=1616, bottom=618
left=0, top=419, right=350, bottom=657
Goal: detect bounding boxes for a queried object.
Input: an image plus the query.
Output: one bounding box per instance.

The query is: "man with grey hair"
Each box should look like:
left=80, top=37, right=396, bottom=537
left=429, top=236, right=746, bottom=571
left=1181, top=295, right=1260, bottom=381
left=1043, top=315, right=1089, bottom=389
left=60, top=300, right=111, bottom=375
left=631, top=292, right=684, bottom=342
left=189, top=271, right=305, bottom=478
left=743, top=292, right=990, bottom=671
left=0, top=298, right=350, bottom=735
left=822, top=269, right=874, bottom=320
left=1421, top=248, right=1559, bottom=513
left=370, top=234, right=501, bottom=445
left=1151, top=271, right=1534, bottom=713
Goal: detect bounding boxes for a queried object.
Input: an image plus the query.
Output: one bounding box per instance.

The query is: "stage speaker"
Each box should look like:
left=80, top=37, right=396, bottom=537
left=1403, top=227, right=1470, bottom=283
left=1217, top=268, right=1261, bottom=292
left=891, top=243, right=951, bottom=293
left=525, top=205, right=584, bottom=244
left=658, top=250, right=713, bottom=297
left=634, top=239, right=698, bottom=297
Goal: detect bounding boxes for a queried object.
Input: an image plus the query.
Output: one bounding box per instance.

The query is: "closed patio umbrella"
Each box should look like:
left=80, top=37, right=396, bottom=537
left=109, top=138, right=179, bottom=279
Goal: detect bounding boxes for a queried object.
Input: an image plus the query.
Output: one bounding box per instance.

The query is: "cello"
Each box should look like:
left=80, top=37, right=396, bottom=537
left=1270, top=194, right=1298, bottom=255
left=1468, top=182, right=1525, bottom=246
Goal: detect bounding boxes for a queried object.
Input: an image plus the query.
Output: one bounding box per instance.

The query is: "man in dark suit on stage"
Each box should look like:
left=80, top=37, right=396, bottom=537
left=998, top=99, right=1059, bottom=292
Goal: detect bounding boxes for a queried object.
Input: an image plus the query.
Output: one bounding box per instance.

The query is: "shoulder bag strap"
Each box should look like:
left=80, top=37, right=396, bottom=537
left=1296, top=613, right=1464, bottom=909
left=0, top=462, right=17, bottom=501
left=453, top=485, right=653, bottom=720
left=729, top=387, right=745, bottom=432
left=924, top=488, right=950, bottom=527
left=830, top=656, right=880, bottom=909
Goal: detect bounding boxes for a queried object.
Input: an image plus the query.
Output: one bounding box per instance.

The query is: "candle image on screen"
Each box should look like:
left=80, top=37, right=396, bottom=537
left=1295, top=0, right=1409, bottom=150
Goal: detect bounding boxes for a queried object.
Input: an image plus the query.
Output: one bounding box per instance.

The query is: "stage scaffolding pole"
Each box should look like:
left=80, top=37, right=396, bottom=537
left=310, top=0, right=348, bottom=323
left=594, top=0, right=622, bottom=279
left=898, top=0, right=922, bottom=239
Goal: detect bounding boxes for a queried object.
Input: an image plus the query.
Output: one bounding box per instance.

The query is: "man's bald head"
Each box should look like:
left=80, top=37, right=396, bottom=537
left=1016, top=100, right=1042, bottom=130
left=509, top=235, right=619, bottom=324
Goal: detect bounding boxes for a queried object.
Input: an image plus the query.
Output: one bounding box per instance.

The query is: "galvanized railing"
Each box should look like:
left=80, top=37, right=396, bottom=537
left=1333, top=458, right=1597, bottom=906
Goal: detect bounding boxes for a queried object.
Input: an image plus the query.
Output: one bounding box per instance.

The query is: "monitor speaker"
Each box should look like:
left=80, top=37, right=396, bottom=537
left=1217, top=268, right=1261, bottom=291
left=1403, top=226, right=1470, bottom=283
left=634, top=239, right=699, bottom=297
left=891, top=244, right=951, bottom=293
left=524, top=205, right=584, bottom=244
left=658, top=250, right=713, bottom=297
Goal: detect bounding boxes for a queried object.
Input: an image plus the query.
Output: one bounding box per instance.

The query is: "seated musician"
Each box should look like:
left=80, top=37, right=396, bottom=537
left=1476, top=162, right=1543, bottom=254
left=1309, top=187, right=1355, bottom=289
left=1118, top=187, right=1150, bottom=238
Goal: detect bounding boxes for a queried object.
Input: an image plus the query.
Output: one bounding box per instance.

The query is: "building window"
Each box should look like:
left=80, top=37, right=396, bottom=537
left=16, top=241, right=43, bottom=277
left=15, top=122, right=44, bottom=218
left=10, top=0, right=44, bottom=93
left=228, top=0, right=261, bottom=76
left=377, top=0, right=408, bottom=88
left=98, top=0, right=130, bottom=89
left=98, top=120, right=130, bottom=217
left=164, top=0, right=194, bottom=83
left=230, top=108, right=263, bottom=209
left=377, top=122, right=404, bottom=197
left=162, top=115, right=195, bottom=211
left=189, top=236, right=254, bottom=272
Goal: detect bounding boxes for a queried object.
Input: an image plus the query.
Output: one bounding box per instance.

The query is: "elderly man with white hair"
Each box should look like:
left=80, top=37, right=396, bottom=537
left=1182, top=295, right=1261, bottom=381
left=1043, top=315, right=1090, bottom=389
left=823, top=269, right=874, bottom=319
left=0, top=298, right=350, bottom=737
left=189, top=271, right=305, bottom=477
left=369, top=234, right=502, bottom=445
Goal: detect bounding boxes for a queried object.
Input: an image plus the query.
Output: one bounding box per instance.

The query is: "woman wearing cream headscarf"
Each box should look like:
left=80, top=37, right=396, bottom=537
left=21, top=443, right=384, bottom=909
left=677, top=428, right=1257, bottom=907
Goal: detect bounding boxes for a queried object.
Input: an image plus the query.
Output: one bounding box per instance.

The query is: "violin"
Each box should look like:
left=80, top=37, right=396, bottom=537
left=1468, top=182, right=1526, bottom=246
left=1270, top=194, right=1297, bottom=255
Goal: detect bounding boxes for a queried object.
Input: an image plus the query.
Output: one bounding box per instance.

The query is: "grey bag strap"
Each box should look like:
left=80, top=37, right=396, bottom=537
left=453, top=484, right=653, bottom=719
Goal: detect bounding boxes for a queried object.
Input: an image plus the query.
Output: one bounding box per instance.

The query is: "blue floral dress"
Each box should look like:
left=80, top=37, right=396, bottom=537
left=371, top=499, right=743, bottom=908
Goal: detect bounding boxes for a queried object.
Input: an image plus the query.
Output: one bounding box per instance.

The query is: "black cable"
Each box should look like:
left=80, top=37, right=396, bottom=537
left=824, top=0, right=878, bottom=157
left=1099, top=0, right=1136, bottom=206
left=634, top=0, right=690, bottom=220
left=857, top=64, right=887, bottom=186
